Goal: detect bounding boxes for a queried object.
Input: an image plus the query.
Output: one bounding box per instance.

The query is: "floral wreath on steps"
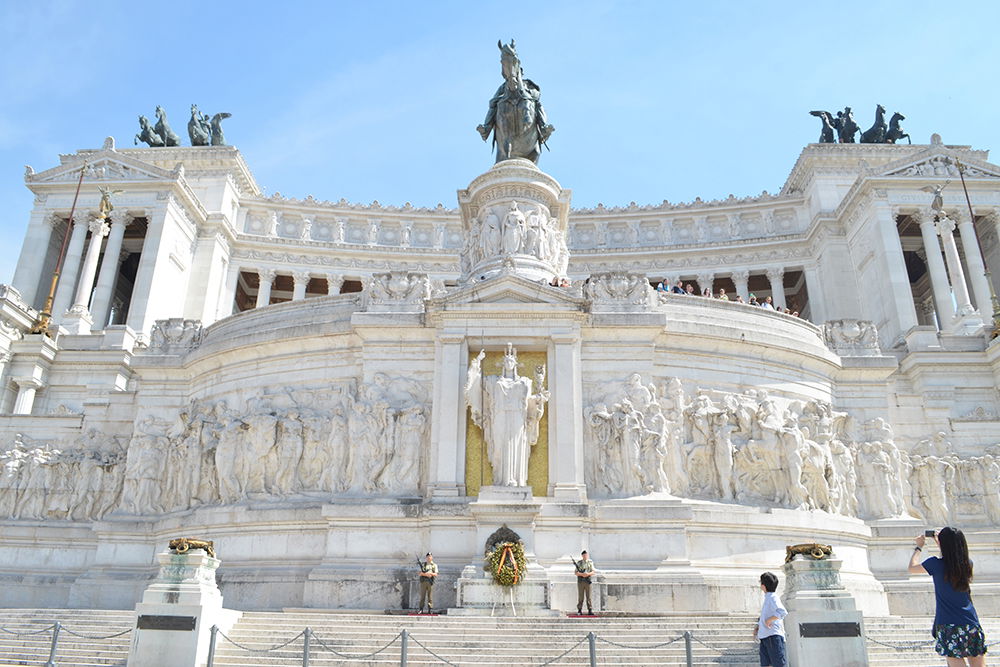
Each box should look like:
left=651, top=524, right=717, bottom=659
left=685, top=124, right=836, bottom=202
left=483, top=525, right=527, bottom=587
left=486, top=540, right=526, bottom=587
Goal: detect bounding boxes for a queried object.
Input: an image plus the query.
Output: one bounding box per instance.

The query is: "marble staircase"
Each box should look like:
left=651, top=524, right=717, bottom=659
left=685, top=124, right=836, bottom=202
left=2, top=609, right=998, bottom=666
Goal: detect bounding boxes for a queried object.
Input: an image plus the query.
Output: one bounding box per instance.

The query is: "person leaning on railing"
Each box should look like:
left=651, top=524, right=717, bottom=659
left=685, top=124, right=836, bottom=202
left=908, top=527, right=988, bottom=667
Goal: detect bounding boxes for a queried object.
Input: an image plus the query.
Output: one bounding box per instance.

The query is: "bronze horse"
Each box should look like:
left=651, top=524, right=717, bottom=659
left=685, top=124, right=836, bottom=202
left=860, top=104, right=887, bottom=144
left=886, top=112, right=910, bottom=144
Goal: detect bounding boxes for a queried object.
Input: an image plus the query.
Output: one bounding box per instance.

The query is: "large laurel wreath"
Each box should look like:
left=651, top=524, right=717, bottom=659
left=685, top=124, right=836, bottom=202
left=485, top=541, right=526, bottom=587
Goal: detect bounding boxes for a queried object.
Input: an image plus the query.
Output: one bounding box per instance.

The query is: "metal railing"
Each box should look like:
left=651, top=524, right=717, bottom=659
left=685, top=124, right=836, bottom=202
left=206, top=625, right=758, bottom=666
left=0, top=620, right=132, bottom=666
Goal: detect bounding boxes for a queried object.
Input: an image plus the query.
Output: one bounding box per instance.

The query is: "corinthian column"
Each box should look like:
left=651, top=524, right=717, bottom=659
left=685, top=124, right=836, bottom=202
left=70, top=216, right=111, bottom=314
left=326, top=273, right=344, bottom=295
left=292, top=270, right=310, bottom=301
left=937, top=216, right=975, bottom=316
left=256, top=268, right=276, bottom=308
left=952, top=209, right=992, bottom=315
left=50, top=213, right=92, bottom=321
left=731, top=270, right=750, bottom=301
left=766, top=267, right=786, bottom=309
left=916, top=209, right=954, bottom=325
left=89, top=210, right=132, bottom=328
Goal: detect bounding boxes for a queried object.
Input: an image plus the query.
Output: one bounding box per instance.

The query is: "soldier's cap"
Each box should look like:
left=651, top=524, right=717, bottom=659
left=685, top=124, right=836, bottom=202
left=426, top=552, right=432, bottom=557
left=581, top=550, right=588, bottom=555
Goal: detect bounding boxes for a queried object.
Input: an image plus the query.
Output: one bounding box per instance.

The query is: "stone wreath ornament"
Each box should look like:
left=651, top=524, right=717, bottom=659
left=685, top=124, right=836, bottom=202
left=486, top=541, right=526, bottom=587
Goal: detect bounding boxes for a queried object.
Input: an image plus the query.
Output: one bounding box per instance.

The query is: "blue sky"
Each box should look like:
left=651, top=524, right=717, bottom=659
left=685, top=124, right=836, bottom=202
left=1, top=1, right=998, bottom=283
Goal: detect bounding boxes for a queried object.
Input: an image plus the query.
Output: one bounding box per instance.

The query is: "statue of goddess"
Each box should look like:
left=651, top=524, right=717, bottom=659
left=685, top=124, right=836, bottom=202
left=464, top=344, right=549, bottom=487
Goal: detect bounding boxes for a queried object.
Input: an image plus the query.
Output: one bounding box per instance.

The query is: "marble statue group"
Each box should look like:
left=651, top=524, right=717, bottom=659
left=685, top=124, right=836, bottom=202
left=585, top=374, right=1000, bottom=524
left=461, top=200, right=570, bottom=279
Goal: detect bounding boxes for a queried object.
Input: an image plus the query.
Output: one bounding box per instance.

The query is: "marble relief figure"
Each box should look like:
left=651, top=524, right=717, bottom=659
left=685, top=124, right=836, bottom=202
left=465, top=344, right=549, bottom=487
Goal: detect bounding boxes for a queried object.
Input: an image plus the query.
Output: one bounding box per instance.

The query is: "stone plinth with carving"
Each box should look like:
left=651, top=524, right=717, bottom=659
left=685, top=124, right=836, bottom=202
left=457, top=159, right=571, bottom=284
left=782, top=556, right=868, bottom=667
left=128, top=550, right=241, bottom=667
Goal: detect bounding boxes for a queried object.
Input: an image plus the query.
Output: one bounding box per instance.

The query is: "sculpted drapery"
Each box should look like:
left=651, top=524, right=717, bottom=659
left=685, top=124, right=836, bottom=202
left=465, top=344, right=549, bottom=487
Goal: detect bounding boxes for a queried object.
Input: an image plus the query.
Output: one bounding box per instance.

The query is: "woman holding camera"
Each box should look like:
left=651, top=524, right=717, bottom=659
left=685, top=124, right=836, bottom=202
left=908, top=527, right=988, bottom=666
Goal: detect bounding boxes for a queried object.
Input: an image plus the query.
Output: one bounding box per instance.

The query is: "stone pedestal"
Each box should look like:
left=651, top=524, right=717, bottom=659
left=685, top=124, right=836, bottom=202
left=782, top=557, right=868, bottom=667
left=452, top=486, right=557, bottom=616
left=127, top=551, right=241, bottom=667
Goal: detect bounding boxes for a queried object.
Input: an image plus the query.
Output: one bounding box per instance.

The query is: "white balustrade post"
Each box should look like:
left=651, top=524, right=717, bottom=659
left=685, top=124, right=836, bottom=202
left=255, top=268, right=276, bottom=308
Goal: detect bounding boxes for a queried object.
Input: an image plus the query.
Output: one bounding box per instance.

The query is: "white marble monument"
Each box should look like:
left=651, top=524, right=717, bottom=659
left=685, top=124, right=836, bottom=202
left=0, top=135, right=998, bottom=619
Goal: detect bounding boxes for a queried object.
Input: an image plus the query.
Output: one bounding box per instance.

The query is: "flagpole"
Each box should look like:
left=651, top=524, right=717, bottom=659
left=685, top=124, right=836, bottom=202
left=30, top=160, right=87, bottom=335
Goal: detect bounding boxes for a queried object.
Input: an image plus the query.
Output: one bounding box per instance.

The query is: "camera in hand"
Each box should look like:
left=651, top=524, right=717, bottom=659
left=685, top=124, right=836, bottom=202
left=924, top=529, right=936, bottom=537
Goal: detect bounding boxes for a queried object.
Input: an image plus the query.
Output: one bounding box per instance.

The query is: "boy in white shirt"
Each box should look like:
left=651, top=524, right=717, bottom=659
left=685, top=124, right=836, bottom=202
left=755, top=572, right=788, bottom=667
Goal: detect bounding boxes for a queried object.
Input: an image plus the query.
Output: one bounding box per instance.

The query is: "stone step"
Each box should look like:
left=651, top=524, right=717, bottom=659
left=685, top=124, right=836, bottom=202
left=0, top=610, right=133, bottom=667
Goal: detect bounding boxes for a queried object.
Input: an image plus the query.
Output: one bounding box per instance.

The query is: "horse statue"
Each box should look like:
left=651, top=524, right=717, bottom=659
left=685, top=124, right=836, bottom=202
left=210, top=112, right=232, bottom=146
left=477, top=40, right=555, bottom=164
left=860, top=104, right=887, bottom=144
left=154, top=105, right=181, bottom=147
left=134, top=115, right=164, bottom=147
left=188, top=104, right=211, bottom=146
left=809, top=110, right=839, bottom=143
left=886, top=112, right=910, bottom=144
left=836, top=107, right=859, bottom=143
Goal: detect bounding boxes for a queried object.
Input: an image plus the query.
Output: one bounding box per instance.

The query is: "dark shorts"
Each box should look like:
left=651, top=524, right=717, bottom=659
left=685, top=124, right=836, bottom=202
left=758, top=634, right=787, bottom=667
left=934, top=624, right=988, bottom=658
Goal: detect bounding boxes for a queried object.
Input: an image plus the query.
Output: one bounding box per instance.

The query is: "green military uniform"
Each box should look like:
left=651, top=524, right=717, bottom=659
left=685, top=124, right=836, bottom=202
left=418, top=560, right=438, bottom=612
left=576, top=556, right=594, bottom=614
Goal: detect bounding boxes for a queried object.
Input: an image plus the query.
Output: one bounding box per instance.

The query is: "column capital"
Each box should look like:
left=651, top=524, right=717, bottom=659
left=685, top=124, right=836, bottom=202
left=73, top=210, right=94, bottom=227
left=89, top=218, right=111, bottom=236
left=696, top=271, right=715, bottom=283
left=765, top=267, right=785, bottom=282
left=292, top=270, right=311, bottom=285
left=108, top=209, right=133, bottom=228
left=950, top=208, right=973, bottom=227
left=45, top=212, right=63, bottom=228
left=259, top=267, right=277, bottom=283
left=914, top=208, right=936, bottom=227
left=936, top=216, right=956, bottom=236
left=731, top=269, right=750, bottom=283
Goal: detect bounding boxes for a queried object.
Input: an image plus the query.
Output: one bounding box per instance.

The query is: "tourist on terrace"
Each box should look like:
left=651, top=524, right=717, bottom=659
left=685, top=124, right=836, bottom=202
left=735, top=295, right=745, bottom=304
left=656, top=281, right=667, bottom=293
left=754, top=571, right=788, bottom=667
left=761, top=296, right=775, bottom=310
left=717, top=288, right=729, bottom=300
left=685, top=283, right=696, bottom=295
left=702, top=287, right=711, bottom=297
left=671, top=280, right=686, bottom=295
left=908, top=528, right=988, bottom=666
left=749, top=294, right=760, bottom=306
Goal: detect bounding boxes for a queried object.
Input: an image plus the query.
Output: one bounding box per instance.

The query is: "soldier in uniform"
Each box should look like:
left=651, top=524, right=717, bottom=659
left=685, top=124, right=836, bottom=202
left=418, top=552, right=438, bottom=613
left=575, top=550, right=595, bottom=615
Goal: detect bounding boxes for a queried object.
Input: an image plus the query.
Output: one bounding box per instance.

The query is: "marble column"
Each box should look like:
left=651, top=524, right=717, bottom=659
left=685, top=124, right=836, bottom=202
left=89, top=210, right=132, bottom=329
left=11, top=211, right=58, bottom=308
left=731, top=270, right=750, bottom=302
left=548, top=332, right=586, bottom=502
left=952, top=209, right=992, bottom=315
left=326, top=273, right=344, bottom=296
left=803, top=265, right=827, bottom=323
left=69, top=217, right=110, bottom=311
left=50, top=213, right=91, bottom=321
left=766, top=267, right=786, bottom=309
left=696, top=272, right=714, bottom=296
left=12, top=377, right=43, bottom=415
left=291, top=271, right=310, bottom=301
left=916, top=209, right=955, bottom=325
left=428, top=333, right=467, bottom=499
left=937, top=216, right=975, bottom=316
left=256, top=268, right=276, bottom=308
left=218, top=265, right=240, bottom=320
